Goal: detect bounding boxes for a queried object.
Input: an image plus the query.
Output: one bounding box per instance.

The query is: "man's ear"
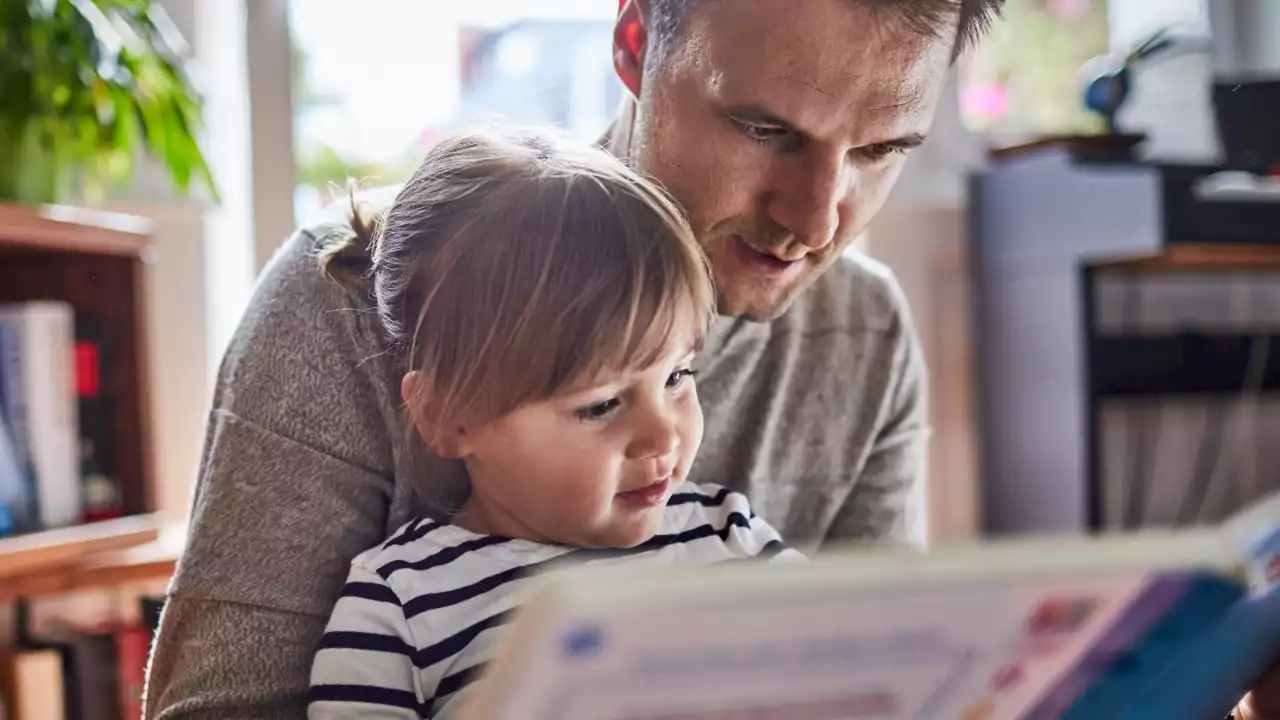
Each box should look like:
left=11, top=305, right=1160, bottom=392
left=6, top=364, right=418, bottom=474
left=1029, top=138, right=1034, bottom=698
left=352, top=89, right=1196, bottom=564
left=401, top=371, right=471, bottom=459
left=614, top=0, right=650, bottom=98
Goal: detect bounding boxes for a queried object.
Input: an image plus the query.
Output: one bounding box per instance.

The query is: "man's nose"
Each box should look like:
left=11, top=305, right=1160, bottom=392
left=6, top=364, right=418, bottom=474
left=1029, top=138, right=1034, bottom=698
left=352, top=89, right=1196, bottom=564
left=765, top=151, right=846, bottom=251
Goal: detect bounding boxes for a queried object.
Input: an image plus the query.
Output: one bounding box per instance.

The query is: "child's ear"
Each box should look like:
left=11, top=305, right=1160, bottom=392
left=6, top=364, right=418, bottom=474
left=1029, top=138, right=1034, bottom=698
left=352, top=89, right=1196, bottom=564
left=401, top=371, right=472, bottom=459
left=431, top=426, right=470, bottom=460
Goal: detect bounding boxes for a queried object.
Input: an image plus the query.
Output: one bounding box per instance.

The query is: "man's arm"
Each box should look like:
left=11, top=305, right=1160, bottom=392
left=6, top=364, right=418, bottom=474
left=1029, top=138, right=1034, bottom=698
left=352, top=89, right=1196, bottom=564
left=145, top=228, right=403, bottom=719
left=824, top=289, right=929, bottom=548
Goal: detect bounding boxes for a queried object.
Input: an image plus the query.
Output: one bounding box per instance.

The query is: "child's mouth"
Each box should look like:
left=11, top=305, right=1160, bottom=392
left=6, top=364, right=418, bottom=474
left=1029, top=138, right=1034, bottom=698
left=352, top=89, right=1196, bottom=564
left=615, top=477, right=671, bottom=509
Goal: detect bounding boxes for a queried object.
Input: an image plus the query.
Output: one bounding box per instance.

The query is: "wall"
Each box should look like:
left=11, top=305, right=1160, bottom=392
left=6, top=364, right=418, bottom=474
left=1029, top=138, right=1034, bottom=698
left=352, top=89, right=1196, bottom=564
left=1219, top=0, right=1280, bottom=76
left=863, top=71, right=982, bottom=545
left=863, top=203, right=978, bottom=545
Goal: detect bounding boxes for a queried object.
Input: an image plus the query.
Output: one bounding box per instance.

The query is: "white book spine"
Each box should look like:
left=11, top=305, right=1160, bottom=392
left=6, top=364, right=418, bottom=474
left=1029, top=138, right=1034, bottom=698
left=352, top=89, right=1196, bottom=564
left=0, top=302, right=82, bottom=529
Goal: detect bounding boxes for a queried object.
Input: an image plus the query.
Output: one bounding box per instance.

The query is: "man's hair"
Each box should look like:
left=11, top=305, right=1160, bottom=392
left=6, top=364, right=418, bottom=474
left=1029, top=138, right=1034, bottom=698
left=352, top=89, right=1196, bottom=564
left=648, top=0, right=1005, bottom=63
left=320, top=126, right=714, bottom=447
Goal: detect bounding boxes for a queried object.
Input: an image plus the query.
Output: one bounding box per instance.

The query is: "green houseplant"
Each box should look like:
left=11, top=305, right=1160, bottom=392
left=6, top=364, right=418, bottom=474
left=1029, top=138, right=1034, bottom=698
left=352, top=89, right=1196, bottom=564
left=0, top=0, right=216, bottom=204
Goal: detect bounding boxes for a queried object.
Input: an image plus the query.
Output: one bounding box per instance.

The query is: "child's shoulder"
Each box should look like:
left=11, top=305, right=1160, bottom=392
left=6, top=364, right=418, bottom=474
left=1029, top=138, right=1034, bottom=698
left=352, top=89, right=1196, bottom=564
left=347, top=516, right=481, bottom=588
left=349, top=516, right=572, bottom=597
left=669, top=481, right=752, bottom=508
left=665, top=482, right=756, bottom=525
left=350, top=516, right=444, bottom=567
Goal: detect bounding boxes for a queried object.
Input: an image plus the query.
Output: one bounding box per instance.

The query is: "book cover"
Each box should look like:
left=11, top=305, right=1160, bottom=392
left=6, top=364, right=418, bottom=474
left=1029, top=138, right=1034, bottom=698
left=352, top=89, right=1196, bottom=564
left=0, top=323, right=37, bottom=533
left=0, top=302, right=83, bottom=530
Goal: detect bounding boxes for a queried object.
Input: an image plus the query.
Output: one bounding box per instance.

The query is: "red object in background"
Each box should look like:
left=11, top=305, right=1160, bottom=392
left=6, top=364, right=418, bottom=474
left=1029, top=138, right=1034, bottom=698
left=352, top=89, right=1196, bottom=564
left=116, top=625, right=150, bottom=720
left=75, top=329, right=122, bottom=522
left=75, top=340, right=100, bottom=398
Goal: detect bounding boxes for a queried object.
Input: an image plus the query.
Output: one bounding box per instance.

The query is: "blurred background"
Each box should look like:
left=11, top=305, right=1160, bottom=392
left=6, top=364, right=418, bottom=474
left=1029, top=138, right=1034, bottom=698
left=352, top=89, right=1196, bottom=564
left=1, top=1, right=1280, bottom=715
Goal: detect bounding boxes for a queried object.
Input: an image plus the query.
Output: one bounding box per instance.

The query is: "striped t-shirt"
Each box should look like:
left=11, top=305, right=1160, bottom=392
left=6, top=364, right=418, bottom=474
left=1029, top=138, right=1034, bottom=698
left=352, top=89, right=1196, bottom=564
left=307, top=482, right=804, bottom=719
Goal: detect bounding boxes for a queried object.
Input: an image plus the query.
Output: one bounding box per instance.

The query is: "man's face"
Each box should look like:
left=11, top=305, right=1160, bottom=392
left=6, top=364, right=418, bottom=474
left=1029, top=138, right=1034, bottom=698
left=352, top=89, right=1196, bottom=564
left=627, top=0, right=953, bottom=320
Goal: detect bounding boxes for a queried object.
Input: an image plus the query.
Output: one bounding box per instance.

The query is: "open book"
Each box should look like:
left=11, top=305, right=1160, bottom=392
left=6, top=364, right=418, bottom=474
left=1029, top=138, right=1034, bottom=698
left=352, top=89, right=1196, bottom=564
left=459, top=491, right=1280, bottom=720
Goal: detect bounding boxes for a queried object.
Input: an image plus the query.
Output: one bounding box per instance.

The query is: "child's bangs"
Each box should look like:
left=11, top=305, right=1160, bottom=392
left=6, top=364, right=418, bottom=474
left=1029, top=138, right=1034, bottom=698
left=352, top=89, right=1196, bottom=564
left=574, top=250, right=710, bottom=385
left=405, top=143, right=716, bottom=433
left=480, top=175, right=715, bottom=414
left=562, top=176, right=713, bottom=388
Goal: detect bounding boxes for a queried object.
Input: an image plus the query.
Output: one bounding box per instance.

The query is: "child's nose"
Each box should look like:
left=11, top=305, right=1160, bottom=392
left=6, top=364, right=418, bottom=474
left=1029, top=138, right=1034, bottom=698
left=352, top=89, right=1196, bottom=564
left=628, top=407, right=681, bottom=461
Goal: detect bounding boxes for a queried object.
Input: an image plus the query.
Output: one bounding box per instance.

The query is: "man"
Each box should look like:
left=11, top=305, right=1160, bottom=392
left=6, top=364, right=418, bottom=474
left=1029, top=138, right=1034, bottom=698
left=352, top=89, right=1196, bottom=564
left=146, top=0, right=995, bottom=716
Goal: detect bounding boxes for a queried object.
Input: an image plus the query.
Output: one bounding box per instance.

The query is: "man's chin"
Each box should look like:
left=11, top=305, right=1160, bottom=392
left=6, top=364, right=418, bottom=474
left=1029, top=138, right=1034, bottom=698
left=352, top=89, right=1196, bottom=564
left=716, top=289, right=800, bottom=323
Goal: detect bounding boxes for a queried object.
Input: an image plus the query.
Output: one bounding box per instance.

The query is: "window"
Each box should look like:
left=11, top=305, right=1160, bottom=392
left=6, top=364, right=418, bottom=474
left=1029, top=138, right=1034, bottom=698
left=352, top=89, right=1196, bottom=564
left=289, top=0, right=620, bottom=222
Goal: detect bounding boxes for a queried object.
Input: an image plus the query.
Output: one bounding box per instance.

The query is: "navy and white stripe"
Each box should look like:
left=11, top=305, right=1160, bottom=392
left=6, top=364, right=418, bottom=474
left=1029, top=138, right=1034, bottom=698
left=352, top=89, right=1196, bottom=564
left=307, top=482, right=803, bottom=719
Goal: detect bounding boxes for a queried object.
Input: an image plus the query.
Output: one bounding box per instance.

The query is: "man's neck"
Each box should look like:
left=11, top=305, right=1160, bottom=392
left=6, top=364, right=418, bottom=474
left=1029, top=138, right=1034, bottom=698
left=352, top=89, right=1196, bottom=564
left=598, top=97, right=637, bottom=161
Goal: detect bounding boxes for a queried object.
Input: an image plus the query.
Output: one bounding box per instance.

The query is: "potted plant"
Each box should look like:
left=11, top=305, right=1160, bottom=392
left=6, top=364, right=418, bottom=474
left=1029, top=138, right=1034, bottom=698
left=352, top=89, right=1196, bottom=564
left=0, top=0, right=217, bottom=204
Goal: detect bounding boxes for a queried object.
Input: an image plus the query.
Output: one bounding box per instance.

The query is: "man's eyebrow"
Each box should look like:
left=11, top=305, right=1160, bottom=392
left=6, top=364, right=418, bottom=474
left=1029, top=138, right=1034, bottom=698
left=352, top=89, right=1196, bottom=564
left=721, top=103, right=796, bottom=131
left=873, top=133, right=928, bottom=150
left=721, top=103, right=928, bottom=150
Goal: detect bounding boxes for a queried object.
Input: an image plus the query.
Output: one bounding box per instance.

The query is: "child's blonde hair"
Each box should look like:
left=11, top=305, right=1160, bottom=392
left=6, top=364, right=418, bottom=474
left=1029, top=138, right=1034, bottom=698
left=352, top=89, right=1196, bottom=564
left=321, top=126, right=714, bottom=447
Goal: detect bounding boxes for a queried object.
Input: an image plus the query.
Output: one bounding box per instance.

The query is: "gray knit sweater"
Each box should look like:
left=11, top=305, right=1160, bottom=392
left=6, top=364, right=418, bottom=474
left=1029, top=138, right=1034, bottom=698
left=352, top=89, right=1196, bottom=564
left=143, top=221, right=928, bottom=719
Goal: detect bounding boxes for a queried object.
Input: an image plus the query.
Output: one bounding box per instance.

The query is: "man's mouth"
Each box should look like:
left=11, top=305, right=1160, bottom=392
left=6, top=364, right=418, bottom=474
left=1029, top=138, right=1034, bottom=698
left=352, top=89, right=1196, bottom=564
left=732, top=236, right=803, bottom=277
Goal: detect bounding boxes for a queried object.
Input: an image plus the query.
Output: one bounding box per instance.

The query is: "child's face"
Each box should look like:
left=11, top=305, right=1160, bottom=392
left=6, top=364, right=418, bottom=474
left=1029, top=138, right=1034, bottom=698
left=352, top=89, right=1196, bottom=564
left=455, top=331, right=704, bottom=549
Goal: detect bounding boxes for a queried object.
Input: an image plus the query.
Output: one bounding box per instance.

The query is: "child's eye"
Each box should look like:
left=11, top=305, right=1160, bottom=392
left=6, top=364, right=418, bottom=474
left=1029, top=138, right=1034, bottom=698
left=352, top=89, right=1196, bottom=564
left=575, top=398, right=620, bottom=422
left=667, top=369, right=698, bottom=390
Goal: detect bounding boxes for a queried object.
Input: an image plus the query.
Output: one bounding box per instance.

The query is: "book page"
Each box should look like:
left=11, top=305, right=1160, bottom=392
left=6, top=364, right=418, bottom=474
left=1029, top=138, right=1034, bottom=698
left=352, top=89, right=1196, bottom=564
left=477, top=572, right=1223, bottom=720
left=1223, top=491, right=1280, bottom=593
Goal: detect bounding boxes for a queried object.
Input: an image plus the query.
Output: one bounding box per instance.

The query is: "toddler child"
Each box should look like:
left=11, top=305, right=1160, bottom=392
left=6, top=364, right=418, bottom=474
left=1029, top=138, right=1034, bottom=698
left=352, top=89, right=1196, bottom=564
left=307, top=127, right=802, bottom=719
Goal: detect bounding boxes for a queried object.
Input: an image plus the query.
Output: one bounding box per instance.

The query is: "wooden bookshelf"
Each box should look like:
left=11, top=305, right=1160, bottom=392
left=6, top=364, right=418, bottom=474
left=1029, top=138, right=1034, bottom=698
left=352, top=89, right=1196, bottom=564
left=1092, top=243, right=1280, bottom=273
left=0, top=204, right=151, bottom=257
left=0, top=201, right=155, bottom=520
left=0, top=202, right=170, bottom=720
left=0, top=516, right=181, bottom=604
left=0, top=514, right=159, bottom=581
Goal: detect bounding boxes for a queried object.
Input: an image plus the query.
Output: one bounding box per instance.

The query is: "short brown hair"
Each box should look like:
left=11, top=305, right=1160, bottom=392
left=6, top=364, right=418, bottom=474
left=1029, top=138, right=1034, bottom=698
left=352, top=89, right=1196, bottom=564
left=648, top=0, right=1005, bottom=63
left=320, top=127, right=714, bottom=447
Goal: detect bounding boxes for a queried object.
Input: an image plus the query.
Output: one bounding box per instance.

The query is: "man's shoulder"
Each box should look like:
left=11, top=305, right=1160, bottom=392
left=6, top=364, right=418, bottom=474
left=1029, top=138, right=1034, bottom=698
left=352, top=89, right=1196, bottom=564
left=255, top=185, right=401, bottom=306
left=784, top=251, right=910, bottom=340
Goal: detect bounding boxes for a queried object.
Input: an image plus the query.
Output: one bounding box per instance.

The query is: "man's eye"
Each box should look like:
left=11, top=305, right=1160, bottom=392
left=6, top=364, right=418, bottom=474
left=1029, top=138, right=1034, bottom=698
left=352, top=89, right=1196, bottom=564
left=735, top=120, right=786, bottom=144
left=859, top=144, right=908, bottom=162
left=575, top=398, right=620, bottom=422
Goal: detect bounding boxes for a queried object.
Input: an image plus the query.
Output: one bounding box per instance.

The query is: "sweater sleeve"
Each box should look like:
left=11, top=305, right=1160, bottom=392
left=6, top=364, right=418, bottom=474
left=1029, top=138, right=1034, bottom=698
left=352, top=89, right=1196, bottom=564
left=145, top=227, right=405, bottom=719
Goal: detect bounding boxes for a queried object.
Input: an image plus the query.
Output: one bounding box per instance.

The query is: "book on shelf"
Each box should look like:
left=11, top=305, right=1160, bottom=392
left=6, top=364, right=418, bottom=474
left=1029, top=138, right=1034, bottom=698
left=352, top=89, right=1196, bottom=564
left=460, top=489, right=1280, bottom=720
left=0, top=302, right=81, bottom=533
left=0, top=302, right=125, bottom=536
left=0, top=399, right=26, bottom=535
left=74, top=315, right=122, bottom=523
